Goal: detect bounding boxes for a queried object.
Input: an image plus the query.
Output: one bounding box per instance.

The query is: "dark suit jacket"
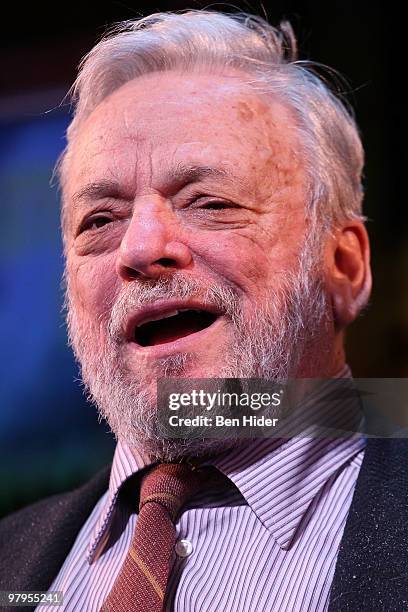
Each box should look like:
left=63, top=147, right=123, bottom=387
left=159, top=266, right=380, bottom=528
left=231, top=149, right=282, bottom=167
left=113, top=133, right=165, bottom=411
left=1, top=438, right=407, bottom=612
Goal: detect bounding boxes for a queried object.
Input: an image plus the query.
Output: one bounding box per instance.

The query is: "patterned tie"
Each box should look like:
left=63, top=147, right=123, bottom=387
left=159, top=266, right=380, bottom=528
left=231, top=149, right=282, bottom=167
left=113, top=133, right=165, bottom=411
left=101, top=462, right=210, bottom=612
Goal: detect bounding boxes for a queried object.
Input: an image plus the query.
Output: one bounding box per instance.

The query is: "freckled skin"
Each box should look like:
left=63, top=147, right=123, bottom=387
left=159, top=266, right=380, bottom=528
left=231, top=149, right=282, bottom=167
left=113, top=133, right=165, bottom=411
left=237, top=100, right=255, bottom=122
left=64, top=69, right=332, bottom=378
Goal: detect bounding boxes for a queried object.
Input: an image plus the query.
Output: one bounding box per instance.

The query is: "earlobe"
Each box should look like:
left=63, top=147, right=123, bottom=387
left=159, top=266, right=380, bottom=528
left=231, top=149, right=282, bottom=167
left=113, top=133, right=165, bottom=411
left=325, top=221, right=372, bottom=329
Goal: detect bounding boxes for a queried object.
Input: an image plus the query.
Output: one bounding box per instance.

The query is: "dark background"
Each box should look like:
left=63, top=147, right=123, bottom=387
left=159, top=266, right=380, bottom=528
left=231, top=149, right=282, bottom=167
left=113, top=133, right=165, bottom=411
left=1, top=2, right=406, bottom=518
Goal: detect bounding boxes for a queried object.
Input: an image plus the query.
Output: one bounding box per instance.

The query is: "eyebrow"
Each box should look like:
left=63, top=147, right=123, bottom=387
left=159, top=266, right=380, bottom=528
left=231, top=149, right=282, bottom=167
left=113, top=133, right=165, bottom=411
left=72, top=179, right=123, bottom=208
left=169, top=163, right=252, bottom=194
left=71, top=163, right=248, bottom=209
left=170, top=163, right=230, bottom=187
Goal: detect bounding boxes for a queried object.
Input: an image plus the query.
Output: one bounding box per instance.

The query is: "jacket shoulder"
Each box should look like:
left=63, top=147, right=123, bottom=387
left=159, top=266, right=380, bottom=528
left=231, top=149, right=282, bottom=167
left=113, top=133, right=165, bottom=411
left=329, top=438, right=408, bottom=611
left=0, top=464, right=110, bottom=592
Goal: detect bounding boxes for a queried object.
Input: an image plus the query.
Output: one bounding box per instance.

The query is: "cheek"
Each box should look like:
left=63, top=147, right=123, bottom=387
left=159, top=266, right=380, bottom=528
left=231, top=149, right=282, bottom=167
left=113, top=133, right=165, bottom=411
left=68, top=256, right=118, bottom=326
left=189, top=223, right=299, bottom=296
left=188, top=231, right=273, bottom=302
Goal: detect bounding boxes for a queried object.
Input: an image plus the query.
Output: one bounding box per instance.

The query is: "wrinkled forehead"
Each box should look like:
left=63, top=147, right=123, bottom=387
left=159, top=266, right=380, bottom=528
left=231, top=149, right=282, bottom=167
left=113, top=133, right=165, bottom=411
left=63, top=70, right=305, bottom=217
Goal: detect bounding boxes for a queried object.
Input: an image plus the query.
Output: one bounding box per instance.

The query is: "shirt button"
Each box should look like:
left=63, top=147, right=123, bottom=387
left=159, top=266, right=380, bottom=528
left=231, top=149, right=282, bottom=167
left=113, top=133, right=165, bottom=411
left=175, top=539, right=193, bottom=558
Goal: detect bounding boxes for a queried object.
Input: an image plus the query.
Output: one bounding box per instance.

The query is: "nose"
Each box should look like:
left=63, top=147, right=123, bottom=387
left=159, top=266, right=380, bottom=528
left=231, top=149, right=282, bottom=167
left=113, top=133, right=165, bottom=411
left=116, top=197, right=192, bottom=280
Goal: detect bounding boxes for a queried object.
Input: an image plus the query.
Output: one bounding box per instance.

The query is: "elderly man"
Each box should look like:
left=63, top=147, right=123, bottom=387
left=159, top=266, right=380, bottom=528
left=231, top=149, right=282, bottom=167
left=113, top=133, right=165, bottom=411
left=0, top=10, right=406, bottom=612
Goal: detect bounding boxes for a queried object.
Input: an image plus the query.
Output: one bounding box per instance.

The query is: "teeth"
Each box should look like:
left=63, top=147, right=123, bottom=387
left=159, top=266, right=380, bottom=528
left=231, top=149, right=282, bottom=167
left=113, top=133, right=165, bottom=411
left=178, top=308, right=200, bottom=312
left=136, top=308, right=205, bottom=328
left=138, top=310, right=180, bottom=327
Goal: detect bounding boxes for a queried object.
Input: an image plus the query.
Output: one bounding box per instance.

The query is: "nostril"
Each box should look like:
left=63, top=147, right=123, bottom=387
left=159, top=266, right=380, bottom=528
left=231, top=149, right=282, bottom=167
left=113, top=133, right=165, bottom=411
left=117, top=251, right=187, bottom=281
left=123, top=266, right=141, bottom=279
left=118, top=259, right=177, bottom=281
left=158, top=257, right=177, bottom=267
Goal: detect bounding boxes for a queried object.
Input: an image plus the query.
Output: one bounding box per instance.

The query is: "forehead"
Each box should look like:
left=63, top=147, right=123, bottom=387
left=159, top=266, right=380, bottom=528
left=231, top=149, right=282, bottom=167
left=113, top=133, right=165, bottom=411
left=66, top=70, right=303, bottom=199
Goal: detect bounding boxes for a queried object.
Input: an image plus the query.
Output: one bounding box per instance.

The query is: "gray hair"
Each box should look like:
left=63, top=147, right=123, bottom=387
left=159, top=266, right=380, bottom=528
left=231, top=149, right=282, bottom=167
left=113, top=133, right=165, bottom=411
left=58, top=10, right=365, bottom=232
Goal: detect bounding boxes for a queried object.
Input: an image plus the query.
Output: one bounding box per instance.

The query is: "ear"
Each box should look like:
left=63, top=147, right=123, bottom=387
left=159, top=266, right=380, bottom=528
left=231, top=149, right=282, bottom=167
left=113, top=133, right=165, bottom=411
left=324, top=221, right=372, bottom=329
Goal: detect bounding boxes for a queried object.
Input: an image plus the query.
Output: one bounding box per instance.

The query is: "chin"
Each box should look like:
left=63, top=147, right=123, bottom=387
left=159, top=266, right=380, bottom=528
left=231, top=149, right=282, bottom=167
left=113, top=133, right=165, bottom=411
left=127, top=433, right=244, bottom=463
left=130, top=350, right=229, bottom=382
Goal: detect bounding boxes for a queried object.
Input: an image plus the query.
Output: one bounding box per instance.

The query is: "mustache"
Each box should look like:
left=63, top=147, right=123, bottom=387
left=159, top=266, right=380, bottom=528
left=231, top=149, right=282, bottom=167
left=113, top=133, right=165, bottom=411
left=108, top=274, right=242, bottom=342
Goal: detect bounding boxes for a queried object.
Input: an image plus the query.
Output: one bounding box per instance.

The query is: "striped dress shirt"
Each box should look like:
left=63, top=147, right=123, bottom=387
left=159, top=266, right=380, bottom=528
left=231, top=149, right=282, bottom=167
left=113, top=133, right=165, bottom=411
left=41, top=368, right=365, bottom=612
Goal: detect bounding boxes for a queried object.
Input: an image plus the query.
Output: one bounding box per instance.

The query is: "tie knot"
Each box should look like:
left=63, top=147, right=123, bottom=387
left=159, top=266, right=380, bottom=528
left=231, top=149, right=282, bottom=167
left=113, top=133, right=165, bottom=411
left=139, top=462, right=208, bottom=522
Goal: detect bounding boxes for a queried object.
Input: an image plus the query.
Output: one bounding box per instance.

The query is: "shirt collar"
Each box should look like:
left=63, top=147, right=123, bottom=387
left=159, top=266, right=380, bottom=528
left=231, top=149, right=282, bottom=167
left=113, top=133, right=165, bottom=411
left=88, top=364, right=365, bottom=559
left=212, top=433, right=365, bottom=549
left=210, top=364, right=366, bottom=549
left=87, top=441, right=151, bottom=563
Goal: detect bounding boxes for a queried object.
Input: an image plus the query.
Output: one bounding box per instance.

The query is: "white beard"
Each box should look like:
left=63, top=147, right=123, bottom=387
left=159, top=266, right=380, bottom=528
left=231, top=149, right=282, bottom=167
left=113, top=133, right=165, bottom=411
left=66, top=234, right=333, bottom=461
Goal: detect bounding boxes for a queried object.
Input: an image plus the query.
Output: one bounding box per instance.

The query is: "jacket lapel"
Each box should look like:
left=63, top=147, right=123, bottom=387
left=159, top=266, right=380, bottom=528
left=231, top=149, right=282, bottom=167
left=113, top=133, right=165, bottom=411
left=329, top=438, right=408, bottom=611
left=0, top=465, right=110, bottom=607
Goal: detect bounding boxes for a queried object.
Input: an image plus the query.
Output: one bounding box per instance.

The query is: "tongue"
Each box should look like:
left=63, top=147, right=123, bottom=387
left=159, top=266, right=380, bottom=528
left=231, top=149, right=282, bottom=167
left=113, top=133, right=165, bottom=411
left=137, top=310, right=216, bottom=347
left=149, top=318, right=205, bottom=345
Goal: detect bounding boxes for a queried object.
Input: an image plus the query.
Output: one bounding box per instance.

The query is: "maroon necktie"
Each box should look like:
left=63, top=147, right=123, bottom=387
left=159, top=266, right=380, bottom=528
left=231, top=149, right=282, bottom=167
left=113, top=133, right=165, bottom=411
left=100, top=462, right=209, bottom=612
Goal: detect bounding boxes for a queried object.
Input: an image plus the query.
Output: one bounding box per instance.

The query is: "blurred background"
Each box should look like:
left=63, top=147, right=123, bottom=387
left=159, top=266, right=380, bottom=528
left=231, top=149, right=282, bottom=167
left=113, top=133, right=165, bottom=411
left=1, top=1, right=407, bottom=519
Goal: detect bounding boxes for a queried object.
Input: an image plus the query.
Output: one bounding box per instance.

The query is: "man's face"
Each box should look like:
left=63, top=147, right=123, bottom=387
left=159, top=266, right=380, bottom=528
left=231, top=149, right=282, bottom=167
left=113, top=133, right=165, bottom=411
left=63, top=70, right=333, bottom=458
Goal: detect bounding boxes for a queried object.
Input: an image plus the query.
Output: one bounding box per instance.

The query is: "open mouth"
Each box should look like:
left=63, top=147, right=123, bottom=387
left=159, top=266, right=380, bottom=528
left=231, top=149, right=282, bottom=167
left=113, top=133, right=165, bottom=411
left=134, top=308, right=219, bottom=347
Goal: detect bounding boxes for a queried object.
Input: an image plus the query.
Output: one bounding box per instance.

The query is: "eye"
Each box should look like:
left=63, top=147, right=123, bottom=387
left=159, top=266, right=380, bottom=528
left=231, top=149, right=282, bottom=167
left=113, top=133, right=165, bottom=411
left=78, top=213, right=113, bottom=234
left=198, top=200, right=238, bottom=210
